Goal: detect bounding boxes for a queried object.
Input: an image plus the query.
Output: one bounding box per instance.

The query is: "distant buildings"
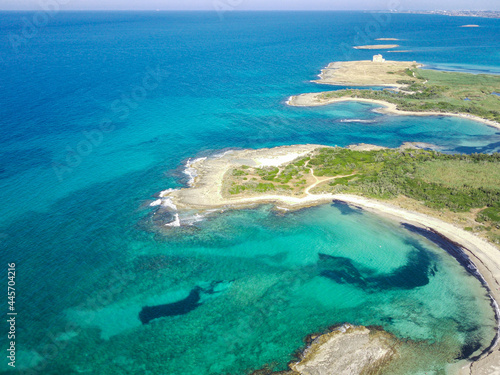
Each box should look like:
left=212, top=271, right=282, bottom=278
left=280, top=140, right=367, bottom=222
left=373, top=54, right=386, bottom=63
left=390, top=10, right=500, bottom=19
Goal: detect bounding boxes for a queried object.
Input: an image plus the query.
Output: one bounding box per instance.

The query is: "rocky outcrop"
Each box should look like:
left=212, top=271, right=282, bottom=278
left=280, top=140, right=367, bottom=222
left=253, top=324, right=400, bottom=375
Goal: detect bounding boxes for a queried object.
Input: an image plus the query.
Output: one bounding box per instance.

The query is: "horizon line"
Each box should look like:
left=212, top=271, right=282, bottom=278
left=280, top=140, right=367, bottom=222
left=0, top=9, right=498, bottom=12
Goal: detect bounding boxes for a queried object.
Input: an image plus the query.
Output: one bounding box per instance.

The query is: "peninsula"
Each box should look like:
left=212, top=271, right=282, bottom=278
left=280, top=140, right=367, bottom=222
left=163, top=145, right=500, bottom=246
left=159, top=145, right=500, bottom=374
left=312, top=60, right=422, bottom=87
left=289, top=59, right=500, bottom=127
left=156, top=60, right=500, bottom=375
left=158, top=144, right=500, bottom=375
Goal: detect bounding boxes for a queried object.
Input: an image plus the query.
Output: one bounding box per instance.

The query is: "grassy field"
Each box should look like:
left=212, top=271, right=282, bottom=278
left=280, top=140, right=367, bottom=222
left=320, top=67, right=500, bottom=122
left=415, top=159, right=500, bottom=190
left=226, top=161, right=310, bottom=196
left=225, top=148, right=500, bottom=244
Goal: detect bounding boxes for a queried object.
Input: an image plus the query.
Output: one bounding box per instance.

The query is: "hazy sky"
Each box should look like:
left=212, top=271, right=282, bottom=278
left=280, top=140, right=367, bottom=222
left=2, top=0, right=500, bottom=11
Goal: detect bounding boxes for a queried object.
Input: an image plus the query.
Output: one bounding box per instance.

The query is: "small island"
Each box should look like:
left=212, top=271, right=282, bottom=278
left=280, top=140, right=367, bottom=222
left=353, top=44, right=399, bottom=49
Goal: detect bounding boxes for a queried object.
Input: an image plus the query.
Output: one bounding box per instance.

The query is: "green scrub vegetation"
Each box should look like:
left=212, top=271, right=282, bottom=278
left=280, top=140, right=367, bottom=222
left=320, top=67, right=500, bottom=122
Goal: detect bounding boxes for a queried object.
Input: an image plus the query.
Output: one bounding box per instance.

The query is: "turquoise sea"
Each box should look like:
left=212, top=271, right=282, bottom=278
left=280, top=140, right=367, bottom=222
left=1, top=11, right=500, bottom=374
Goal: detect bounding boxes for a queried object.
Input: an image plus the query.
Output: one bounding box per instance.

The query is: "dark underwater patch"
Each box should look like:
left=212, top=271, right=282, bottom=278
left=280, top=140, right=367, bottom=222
left=150, top=209, right=176, bottom=226
left=401, top=224, right=500, bottom=361
left=372, top=246, right=432, bottom=290
left=457, top=340, right=482, bottom=360
left=331, top=201, right=364, bottom=216
left=318, top=245, right=432, bottom=291
left=319, top=253, right=367, bottom=287
left=139, top=287, right=202, bottom=324
left=401, top=223, right=486, bottom=284
left=139, top=281, right=230, bottom=324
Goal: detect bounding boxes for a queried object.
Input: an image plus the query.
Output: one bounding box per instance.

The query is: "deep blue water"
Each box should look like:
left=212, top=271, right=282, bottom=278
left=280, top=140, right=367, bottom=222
left=0, top=11, right=499, bottom=374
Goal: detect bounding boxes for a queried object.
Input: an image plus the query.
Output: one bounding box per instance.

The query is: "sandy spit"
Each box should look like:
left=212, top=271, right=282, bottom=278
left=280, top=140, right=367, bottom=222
left=287, top=94, right=500, bottom=131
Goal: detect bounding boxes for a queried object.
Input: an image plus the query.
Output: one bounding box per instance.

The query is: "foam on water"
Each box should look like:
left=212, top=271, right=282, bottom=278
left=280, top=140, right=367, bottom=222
left=149, top=199, right=162, bottom=207
left=165, top=213, right=181, bottom=227
left=184, top=157, right=207, bottom=187
left=212, top=150, right=235, bottom=159
left=340, top=119, right=377, bottom=123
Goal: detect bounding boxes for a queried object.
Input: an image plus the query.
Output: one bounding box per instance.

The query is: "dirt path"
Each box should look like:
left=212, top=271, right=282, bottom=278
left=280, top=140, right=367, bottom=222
left=305, top=169, right=355, bottom=195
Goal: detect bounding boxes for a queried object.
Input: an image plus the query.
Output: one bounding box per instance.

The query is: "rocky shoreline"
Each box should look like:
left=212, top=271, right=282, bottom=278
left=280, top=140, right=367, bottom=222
left=251, top=324, right=401, bottom=375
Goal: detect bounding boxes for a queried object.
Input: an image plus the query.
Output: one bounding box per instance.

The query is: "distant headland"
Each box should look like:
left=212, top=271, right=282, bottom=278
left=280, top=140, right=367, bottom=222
left=387, top=10, right=500, bottom=19
left=288, top=57, right=500, bottom=129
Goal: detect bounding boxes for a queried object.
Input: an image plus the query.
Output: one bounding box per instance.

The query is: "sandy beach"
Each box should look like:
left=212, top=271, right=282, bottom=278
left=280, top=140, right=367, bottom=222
left=287, top=94, right=500, bottom=131
left=159, top=144, right=500, bottom=375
